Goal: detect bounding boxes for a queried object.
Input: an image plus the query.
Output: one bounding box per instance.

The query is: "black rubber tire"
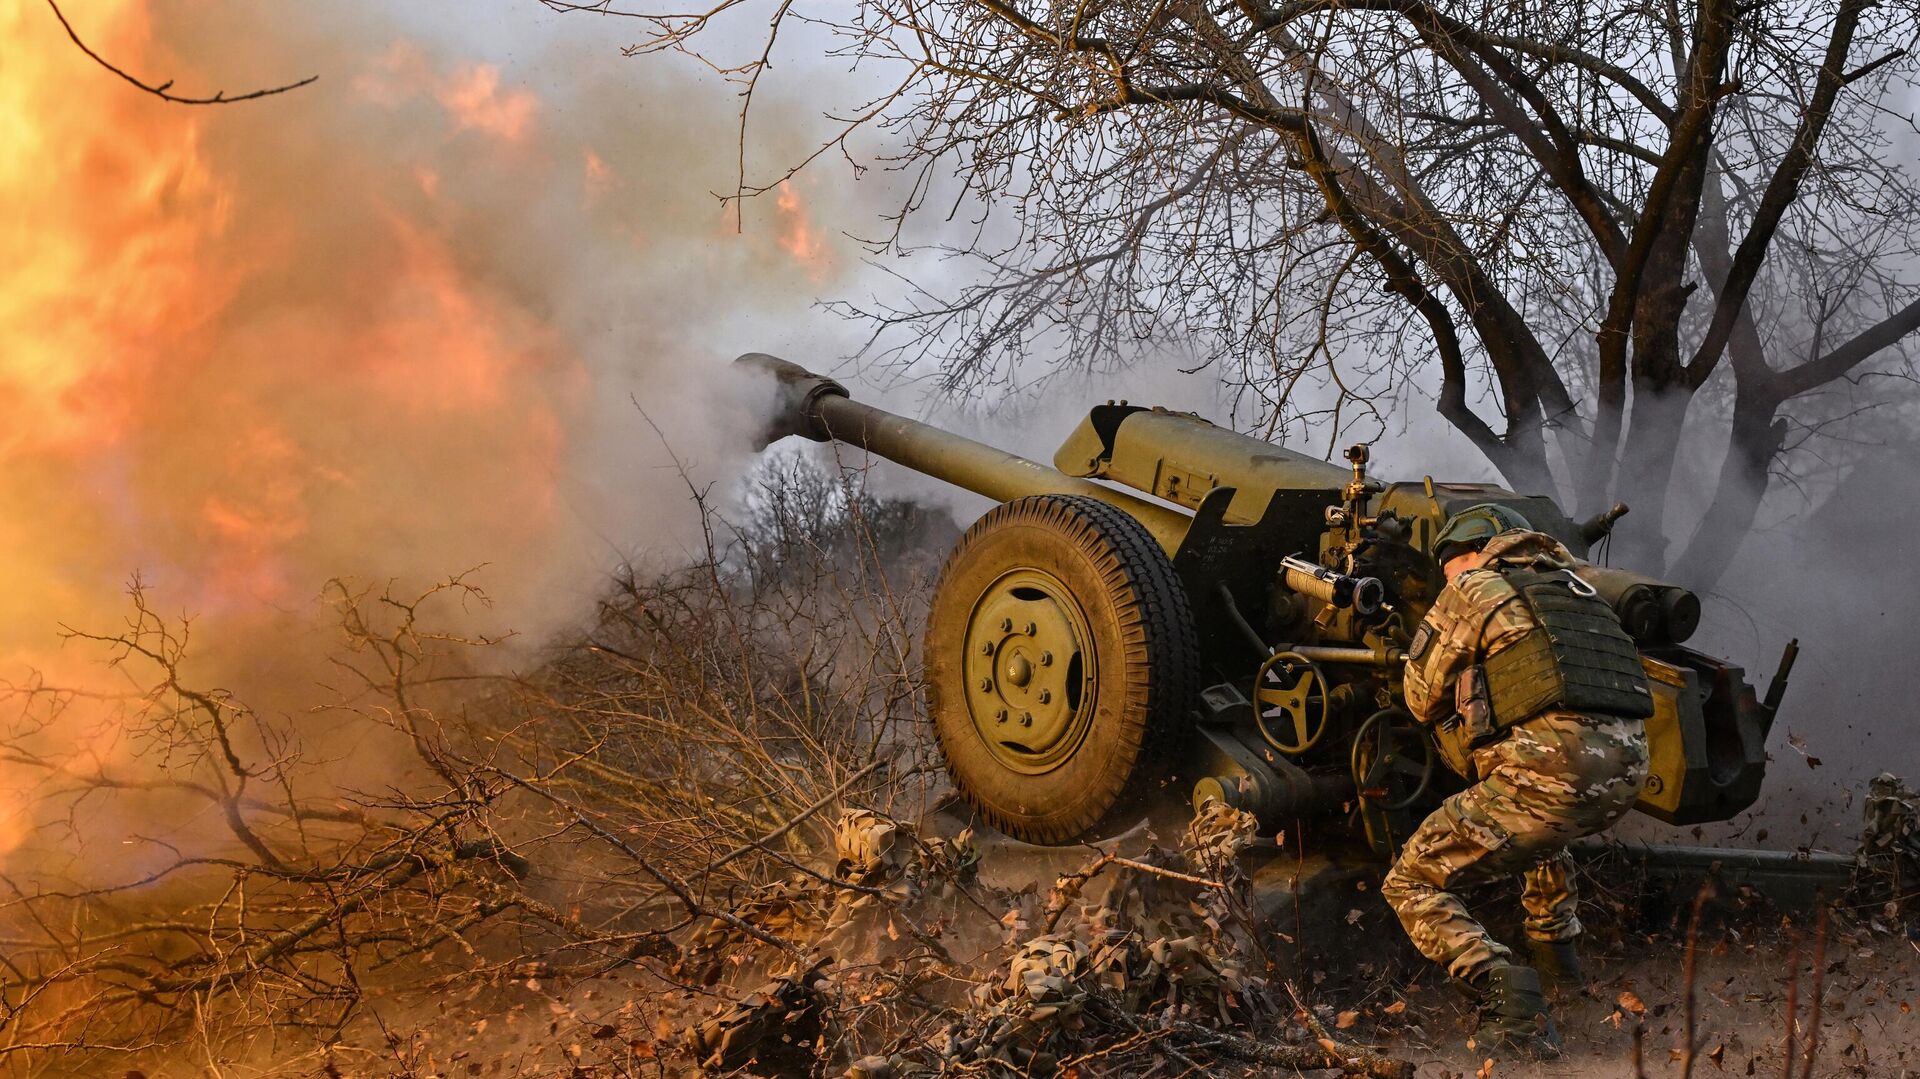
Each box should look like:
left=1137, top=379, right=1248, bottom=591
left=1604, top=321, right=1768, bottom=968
left=925, top=494, right=1198, bottom=844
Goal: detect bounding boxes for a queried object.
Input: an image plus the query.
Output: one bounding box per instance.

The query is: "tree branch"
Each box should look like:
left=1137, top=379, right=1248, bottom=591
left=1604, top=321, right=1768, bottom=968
left=1773, top=296, right=1920, bottom=399
left=45, top=0, right=316, bottom=105
left=1686, top=0, right=1867, bottom=382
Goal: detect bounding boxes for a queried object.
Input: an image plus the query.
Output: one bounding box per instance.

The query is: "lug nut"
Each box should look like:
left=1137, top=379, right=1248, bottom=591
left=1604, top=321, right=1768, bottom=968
left=1020, top=711, right=1034, bottom=726
left=1024, top=621, right=1037, bottom=636
left=980, top=641, right=994, bottom=655
left=979, top=678, right=994, bottom=692
left=1037, top=690, right=1052, bottom=704
left=1001, top=617, right=1014, bottom=632
left=1039, top=651, right=1053, bottom=666
left=996, top=709, right=1009, bottom=723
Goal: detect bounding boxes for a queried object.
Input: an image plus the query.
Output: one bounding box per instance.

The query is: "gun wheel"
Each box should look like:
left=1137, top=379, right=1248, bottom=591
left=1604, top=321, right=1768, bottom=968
left=926, top=495, right=1197, bottom=845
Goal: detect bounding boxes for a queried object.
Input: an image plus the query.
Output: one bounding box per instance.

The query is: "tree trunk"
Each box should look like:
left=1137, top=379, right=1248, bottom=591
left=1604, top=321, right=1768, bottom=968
left=1611, top=378, right=1695, bottom=572
left=1666, top=386, right=1786, bottom=590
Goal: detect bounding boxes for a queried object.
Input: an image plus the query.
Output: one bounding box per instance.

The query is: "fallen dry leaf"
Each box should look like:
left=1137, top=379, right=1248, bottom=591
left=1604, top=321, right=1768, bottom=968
left=1785, top=732, right=1823, bottom=768
left=1617, top=990, right=1648, bottom=1015
left=1384, top=1000, right=1408, bottom=1015
left=1336, top=1010, right=1359, bottom=1029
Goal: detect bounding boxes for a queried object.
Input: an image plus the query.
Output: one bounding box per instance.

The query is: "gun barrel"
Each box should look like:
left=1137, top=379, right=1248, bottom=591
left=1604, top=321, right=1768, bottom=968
left=736, top=353, right=1193, bottom=552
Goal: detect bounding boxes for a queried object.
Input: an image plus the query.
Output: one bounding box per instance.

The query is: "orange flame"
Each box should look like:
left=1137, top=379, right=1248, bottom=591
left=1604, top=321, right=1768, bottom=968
left=775, top=180, right=831, bottom=280
left=356, top=42, right=537, bottom=144
left=436, top=64, right=538, bottom=142
left=0, top=0, right=833, bottom=872
left=0, top=6, right=575, bottom=694
left=0, top=2, right=235, bottom=459
left=584, top=149, right=614, bottom=197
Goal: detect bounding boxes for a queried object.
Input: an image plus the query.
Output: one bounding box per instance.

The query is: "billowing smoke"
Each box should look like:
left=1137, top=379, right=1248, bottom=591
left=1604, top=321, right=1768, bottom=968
left=0, top=1, right=865, bottom=859
left=1673, top=429, right=1920, bottom=848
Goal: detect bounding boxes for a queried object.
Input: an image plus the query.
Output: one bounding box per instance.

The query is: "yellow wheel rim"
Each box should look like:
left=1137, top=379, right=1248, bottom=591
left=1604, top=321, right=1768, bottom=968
left=959, top=567, right=1099, bottom=775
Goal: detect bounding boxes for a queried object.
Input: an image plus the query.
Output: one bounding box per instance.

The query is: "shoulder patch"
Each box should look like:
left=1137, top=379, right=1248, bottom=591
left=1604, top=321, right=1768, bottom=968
left=1408, top=621, right=1435, bottom=661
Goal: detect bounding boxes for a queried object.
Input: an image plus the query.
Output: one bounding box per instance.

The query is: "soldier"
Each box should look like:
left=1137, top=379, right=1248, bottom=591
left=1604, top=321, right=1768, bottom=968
left=1380, top=504, right=1653, bottom=1057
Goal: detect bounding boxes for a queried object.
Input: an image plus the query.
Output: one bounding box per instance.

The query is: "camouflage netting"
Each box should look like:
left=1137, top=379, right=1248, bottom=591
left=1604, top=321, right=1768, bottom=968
left=669, top=800, right=1412, bottom=1078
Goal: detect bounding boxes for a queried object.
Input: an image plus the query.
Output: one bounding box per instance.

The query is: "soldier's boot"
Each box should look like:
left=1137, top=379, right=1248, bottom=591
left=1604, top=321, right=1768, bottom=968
left=1458, top=963, right=1562, bottom=1060
left=1528, top=937, right=1585, bottom=992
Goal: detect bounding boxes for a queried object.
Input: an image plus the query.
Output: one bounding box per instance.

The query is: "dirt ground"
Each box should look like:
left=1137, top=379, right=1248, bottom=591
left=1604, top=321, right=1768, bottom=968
left=218, top=791, right=1916, bottom=1079
left=304, top=834, right=1918, bottom=1079
left=307, top=912, right=1918, bottom=1079
left=1343, top=924, right=1920, bottom=1077
left=1221, top=836, right=1920, bottom=1078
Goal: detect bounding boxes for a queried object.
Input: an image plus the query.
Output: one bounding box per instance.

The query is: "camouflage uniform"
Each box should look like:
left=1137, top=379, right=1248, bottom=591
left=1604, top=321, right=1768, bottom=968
left=1380, top=531, right=1649, bottom=980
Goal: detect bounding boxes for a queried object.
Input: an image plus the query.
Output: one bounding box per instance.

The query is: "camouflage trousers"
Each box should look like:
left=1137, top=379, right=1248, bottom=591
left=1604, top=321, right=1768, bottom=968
left=1380, top=711, right=1648, bottom=981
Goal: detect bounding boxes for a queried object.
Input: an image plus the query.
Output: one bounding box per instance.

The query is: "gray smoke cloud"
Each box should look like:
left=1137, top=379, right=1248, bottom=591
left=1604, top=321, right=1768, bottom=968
left=0, top=0, right=890, bottom=868
left=0, top=1, right=881, bottom=683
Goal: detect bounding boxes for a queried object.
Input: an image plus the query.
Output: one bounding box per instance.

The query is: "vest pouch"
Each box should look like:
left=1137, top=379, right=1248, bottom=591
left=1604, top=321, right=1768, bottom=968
left=1486, top=569, right=1657, bottom=724
left=1483, top=628, right=1565, bottom=727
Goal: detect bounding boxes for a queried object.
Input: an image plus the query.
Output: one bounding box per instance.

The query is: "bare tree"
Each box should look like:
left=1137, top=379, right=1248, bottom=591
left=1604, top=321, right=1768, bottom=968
left=555, top=0, right=1920, bottom=583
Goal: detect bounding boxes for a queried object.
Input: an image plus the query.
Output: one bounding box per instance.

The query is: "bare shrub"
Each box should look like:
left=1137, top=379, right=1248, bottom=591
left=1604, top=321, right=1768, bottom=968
left=0, top=575, right=531, bottom=1063
left=0, top=454, right=945, bottom=1074
left=499, top=451, right=950, bottom=913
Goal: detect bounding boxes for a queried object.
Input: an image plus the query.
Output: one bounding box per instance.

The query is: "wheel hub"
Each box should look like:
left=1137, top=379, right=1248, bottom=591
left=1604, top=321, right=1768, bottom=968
left=962, top=568, right=1095, bottom=774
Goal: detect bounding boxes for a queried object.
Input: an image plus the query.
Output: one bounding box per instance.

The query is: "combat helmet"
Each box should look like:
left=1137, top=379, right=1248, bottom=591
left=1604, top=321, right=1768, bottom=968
left=1432, top=503, right=1533, bottom=564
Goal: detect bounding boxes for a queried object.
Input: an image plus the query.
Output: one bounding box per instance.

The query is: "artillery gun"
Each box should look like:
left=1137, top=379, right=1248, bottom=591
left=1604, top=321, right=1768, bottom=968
left=739, top=353, right=1798, bottom=856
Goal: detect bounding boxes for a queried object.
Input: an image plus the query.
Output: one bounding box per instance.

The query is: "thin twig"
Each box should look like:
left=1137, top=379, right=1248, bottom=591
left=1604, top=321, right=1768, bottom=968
left=1799, top=903, right=1828, bottom=1079
left=708, top=758, right=887, bottom=871
left=45, top=0, right=316, bottom=104
left=1275, top=981, right=1417, bottom=1079
left=1680, top=881, right=1713, bottom=1079
left=1109, top=856, right=1227, bottom=889
left=1782, top=931, right=1801, bottom=1079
